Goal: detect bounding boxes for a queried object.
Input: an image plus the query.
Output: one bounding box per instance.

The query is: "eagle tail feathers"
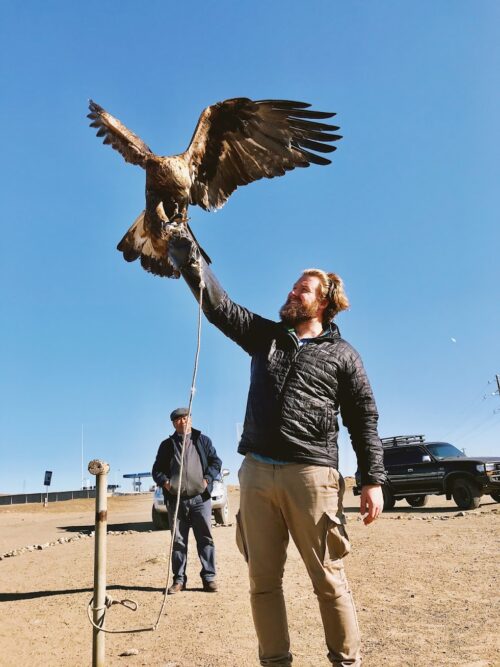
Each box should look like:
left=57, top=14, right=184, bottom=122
left=116, top=211, right=146, bottom=259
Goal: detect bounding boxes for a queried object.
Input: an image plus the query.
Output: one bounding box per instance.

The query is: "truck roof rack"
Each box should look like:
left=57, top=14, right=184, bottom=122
left=380, top=434, right=426, bottom=448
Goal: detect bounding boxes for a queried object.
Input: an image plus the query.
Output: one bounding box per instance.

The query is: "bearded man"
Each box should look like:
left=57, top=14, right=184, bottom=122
left=168, top=231, right=385, bottom=667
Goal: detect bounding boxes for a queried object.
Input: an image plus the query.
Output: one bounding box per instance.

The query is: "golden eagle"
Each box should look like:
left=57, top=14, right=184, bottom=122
left=88, top=97, right=341, bottom=277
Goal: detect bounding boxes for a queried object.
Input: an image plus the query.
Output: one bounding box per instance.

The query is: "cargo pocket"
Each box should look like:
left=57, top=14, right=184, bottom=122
left=324, top=511, right=351, bottom=561
left=235, top=511, right=249, bottom=562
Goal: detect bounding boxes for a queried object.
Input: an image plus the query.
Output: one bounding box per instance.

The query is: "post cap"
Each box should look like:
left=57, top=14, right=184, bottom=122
left=88, top=459, right=110, bottom=476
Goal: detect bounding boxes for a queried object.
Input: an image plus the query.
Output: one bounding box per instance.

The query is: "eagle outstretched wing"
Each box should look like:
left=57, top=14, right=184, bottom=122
left=88, top=97, right=341, bottom=279
left=185, top=98, right=341, bottom=211
left=87, top=100, right=153, bottom=168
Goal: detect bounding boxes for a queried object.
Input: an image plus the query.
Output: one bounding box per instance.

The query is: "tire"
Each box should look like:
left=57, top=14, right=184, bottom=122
left=382, top=486, right=396, bottom=511
left=405, top=495, right=429, bottom=508
left=213, top=500, right=229, bottom=526
left=490, top=491, right=500, bottom=503
left=152, top=506, right=170, bottom=530
left=452, top=478, right=481, bottom=510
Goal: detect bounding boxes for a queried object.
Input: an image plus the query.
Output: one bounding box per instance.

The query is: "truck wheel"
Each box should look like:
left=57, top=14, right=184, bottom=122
left=406, top=495, right=429, bottom=508
left=382, top=486, right=396, bottom=511
left=152, top=506, right=170, bottom=530
left=452, top=479, right=481, bottom=510
left=213, top=500, right=229, bottom=526
left=490, top=491, right=500, bottom=503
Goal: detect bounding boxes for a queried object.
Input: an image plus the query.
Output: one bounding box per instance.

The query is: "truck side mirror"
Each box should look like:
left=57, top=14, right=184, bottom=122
left=422, top=455, right=431, bottom=463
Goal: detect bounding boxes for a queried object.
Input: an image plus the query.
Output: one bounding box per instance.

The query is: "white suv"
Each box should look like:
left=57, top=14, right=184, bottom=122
left=152, top=468, right=230, bottom=530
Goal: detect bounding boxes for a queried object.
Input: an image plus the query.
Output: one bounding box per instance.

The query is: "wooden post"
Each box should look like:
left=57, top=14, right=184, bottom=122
left=88, top=459, right=110, bottom=667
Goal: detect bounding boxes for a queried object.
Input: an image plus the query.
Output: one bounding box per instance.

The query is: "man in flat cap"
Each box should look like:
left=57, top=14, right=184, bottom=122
left=152, top=408, right=222, bottom=593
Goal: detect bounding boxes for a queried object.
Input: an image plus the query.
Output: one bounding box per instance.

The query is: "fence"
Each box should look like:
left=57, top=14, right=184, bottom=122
left=0, top=489, right=97, bottom=505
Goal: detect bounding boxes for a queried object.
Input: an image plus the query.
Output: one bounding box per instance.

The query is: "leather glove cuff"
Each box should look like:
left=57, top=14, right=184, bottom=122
left=168, top=226, right=225, bottom=310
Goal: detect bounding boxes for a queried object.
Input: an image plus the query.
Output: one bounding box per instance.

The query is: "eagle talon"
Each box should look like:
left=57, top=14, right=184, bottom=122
left=161, top=210, right=188, bottom=237
left=170, top=211, right=187, bottom=224
left=162, top=220, right=185, bottom=237
left=161, top=219, right=172, bottom=235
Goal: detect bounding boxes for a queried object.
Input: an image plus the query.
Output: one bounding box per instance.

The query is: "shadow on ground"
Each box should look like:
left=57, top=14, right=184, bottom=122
left=58, top=521, right=153, bottom=533
left=0, top=583, right=211, bottom=602
left=0, top=584, right=163, bottom=602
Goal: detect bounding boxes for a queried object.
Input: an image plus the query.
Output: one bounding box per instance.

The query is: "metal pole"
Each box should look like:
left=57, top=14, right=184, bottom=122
left=88, top=459, right=110, bottom=667
left=81, top=424, right=84, bottom=490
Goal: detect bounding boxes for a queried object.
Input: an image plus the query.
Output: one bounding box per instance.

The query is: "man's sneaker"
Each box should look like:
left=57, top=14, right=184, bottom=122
left=202, top=580, right=218, bottom=593
left=168, top=581, right=185, bottom=595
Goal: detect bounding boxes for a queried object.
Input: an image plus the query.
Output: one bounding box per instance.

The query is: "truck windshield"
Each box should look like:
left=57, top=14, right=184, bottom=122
left=426, top=443, right=465, bottom=460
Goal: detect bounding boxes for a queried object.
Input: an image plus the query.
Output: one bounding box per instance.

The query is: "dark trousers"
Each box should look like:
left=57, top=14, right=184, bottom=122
left=167, top=494, right=216, bottom=585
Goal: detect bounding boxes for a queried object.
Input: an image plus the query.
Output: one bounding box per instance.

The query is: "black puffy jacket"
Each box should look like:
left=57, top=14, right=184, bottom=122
left=171, top=234, right=386, bottom=487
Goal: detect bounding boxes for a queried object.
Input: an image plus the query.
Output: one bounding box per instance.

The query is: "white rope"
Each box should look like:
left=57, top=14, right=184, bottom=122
left=86, top=256, right=205, bottom=634
left=153, top=258, right=205, bottom=630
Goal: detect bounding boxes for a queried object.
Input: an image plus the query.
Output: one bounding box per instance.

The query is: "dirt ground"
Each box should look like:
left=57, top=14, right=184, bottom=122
left=0, top=485, right=499, bottom=667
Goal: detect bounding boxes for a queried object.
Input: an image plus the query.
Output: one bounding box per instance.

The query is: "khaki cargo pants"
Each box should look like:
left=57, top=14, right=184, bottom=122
left=236, top=454, right=361, bottom=666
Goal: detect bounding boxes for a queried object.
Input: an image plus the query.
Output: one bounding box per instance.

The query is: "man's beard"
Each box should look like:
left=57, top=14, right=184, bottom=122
left=279, top=299, right=319, bottom=326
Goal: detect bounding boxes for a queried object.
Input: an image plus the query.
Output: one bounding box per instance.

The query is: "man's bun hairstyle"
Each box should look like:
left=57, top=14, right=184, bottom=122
left=302, top=268, right=350, bottom=326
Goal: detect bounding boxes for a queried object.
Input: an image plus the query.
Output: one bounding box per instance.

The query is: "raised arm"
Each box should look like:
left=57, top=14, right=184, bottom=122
left=168, top=226, right=277, bottom=354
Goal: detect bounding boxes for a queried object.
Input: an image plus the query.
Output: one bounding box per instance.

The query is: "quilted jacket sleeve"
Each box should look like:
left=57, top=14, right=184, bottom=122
left=337, top=347, right=386, bottom=486
left=152, top=439, right=171, bottom=488
left=205, top=293, right=278, bottom=355
left=200, top=434, right=222, bottom=485
left=169, top=229, right=277, bottom=355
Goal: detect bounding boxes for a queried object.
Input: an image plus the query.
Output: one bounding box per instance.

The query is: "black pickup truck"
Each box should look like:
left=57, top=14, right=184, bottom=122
left=353, top=434, right=500, bottom=511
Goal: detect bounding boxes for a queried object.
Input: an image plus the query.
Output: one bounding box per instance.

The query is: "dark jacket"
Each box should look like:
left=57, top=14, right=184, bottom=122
left=169, top=233, right=386, bottom=487
left=152, top=428, right=222, bottom=499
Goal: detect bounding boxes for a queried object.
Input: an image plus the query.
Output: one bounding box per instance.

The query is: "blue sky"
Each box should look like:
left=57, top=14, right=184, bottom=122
left=1, top=1, right=499, bottom=493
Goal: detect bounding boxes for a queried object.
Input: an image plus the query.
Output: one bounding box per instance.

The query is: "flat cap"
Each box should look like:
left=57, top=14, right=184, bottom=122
left=170, top=407, right=190, bottom=422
